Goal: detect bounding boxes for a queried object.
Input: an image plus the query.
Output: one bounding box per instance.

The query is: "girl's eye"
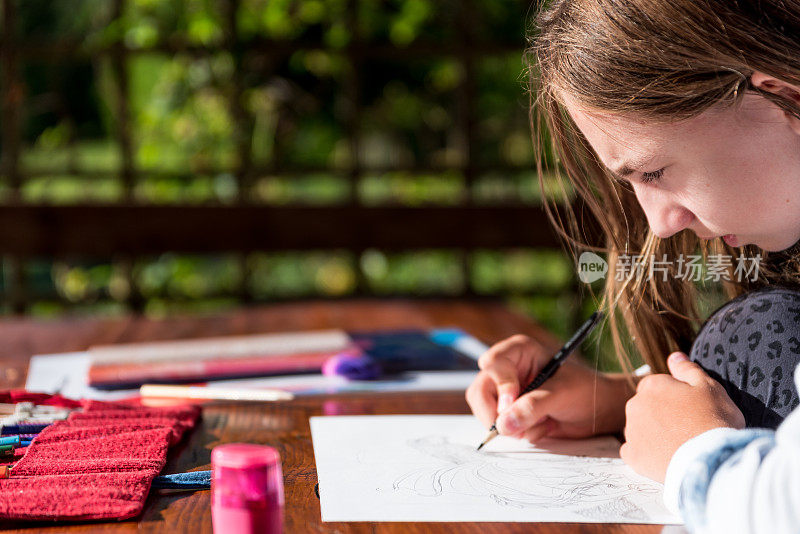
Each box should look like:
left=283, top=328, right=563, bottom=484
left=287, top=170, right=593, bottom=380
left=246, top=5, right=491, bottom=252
left=640, top=168, right=665, bottom=184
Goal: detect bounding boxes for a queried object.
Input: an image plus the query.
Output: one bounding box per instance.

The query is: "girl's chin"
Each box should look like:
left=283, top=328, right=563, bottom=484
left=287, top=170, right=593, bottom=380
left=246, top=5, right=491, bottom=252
left=754, top=236, right=800, bottom=252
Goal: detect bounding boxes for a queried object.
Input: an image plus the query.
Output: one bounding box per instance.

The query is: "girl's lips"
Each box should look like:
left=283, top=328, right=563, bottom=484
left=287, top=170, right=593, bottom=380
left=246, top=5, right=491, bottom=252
left=723, top=234, right=738, bottom=247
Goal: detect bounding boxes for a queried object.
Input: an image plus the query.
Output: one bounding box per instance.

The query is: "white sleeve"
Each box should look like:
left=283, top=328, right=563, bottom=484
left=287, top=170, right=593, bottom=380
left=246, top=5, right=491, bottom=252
left=662, top=364, right=800, bottom=534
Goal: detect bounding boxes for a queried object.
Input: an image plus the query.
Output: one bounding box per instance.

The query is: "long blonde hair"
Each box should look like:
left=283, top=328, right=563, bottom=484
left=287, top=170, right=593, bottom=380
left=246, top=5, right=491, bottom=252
left=529, top=0, right=800, bottom=373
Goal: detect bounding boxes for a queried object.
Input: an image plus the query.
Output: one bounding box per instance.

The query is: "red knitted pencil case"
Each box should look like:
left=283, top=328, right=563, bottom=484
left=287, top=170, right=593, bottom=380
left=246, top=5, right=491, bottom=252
left=0, top=400, right=200, bottom=521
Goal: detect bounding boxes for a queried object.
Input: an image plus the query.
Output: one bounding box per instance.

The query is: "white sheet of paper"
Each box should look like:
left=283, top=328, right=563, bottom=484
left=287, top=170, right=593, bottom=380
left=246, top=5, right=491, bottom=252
left=25, top=353, right=480, bottom=399
left=25, top=352, right=135, bottom=401
left=310, top=415, right=682, bottom=524
left=25, top=330, right=488, bottom=400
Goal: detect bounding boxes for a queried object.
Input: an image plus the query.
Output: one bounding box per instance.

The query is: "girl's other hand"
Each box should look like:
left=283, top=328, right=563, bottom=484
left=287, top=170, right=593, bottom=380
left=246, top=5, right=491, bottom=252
left=466, top=334, right=634, bottom=443
left=620, top=352, right=746, bottom=483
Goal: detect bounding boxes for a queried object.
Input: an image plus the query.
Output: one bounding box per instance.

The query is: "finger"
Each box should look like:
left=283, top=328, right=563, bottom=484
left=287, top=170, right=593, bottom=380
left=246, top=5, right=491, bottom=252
left=509, top=429, right=527, bottom=440
left=496, top=389, right=554, bottom=436
left=521, top=417, right=555, bottom=444
left=666, top=352, right=708, bottom=386
left=482, top=358, right=521, bottom=413
left=478, top=334, right=547, bottom=378
left=497, top=392, right=516, bottom=414
left=477, top=334, right=533, bottom=370
left=465, top=372, right=500, bottom=428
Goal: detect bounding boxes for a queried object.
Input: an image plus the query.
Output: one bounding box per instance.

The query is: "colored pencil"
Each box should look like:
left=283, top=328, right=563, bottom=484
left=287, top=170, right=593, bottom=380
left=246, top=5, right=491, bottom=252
left=140, top=384, right=295, bottom=402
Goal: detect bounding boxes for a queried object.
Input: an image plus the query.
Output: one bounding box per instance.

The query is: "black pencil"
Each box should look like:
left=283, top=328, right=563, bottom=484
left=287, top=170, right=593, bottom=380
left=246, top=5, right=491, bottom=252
left=476, top=310, right=605, bottom=450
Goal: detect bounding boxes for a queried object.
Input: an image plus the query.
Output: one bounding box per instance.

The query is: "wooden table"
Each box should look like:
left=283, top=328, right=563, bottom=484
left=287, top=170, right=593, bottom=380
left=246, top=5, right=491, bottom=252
left=0, top=299, right=668, bottom=533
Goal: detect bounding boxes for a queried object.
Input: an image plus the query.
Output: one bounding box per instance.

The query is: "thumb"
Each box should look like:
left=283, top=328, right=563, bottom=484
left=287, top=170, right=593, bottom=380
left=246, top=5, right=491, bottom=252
left=666, top=352, right=707, bottom=386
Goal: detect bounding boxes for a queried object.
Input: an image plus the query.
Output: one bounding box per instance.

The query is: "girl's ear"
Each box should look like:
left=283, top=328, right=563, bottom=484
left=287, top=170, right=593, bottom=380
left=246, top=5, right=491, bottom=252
left=750, top=71, right=800, bottom=136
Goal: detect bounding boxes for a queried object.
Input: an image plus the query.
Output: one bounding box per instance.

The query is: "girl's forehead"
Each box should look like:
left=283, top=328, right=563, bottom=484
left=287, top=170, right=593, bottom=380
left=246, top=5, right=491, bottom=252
left=559, top=91, right=743, bottom=163
left=562, top=92, right=679, bottom=137
left=562, top=98, right=671, bottom=163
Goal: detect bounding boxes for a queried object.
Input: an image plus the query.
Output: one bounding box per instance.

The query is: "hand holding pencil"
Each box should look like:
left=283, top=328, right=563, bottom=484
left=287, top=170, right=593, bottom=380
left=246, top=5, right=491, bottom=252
left=466, top=312, right=635, bottom=448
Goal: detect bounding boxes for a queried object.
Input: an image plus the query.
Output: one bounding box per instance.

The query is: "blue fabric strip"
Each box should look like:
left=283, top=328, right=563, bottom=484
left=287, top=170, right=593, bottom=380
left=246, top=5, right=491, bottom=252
left=151, top=470, right=211, bottom=490
left=1, top=424, right=49, bottom=435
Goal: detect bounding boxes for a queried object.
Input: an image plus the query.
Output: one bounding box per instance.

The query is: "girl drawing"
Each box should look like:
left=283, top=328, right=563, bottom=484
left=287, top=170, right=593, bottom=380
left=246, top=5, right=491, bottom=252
left=466, top=2, right=800, bottom=531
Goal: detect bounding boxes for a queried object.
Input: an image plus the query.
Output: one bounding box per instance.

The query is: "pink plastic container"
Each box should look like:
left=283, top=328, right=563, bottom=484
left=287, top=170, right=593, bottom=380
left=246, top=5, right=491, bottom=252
left=211, top=443, right=284, bottom=534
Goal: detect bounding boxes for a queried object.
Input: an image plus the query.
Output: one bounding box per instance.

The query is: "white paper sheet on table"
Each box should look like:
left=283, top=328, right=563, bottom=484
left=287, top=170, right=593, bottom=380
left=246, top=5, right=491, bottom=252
left=25, top=352, right=482, bottom=400
left=310, top=415, right=682, bottom=524
left=25, top=328, right=488, bottom=400
left=26, top=352, right=136, bottom=401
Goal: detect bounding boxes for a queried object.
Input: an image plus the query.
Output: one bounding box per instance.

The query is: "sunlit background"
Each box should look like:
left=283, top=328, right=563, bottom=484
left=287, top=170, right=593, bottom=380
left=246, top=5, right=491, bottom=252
left=0, top=0, right=622, bottom=362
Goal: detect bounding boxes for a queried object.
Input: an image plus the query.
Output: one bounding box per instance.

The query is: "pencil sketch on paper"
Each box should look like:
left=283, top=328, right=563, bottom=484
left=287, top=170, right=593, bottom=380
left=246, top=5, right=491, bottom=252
left=385, top=435, right=661, bottom=521
left=310, top=415, right=681, bottom=524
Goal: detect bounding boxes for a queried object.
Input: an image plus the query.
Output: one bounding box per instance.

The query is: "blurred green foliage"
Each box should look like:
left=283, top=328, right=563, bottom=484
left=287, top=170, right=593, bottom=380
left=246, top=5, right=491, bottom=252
left=1, top=0, right=608, bottom=365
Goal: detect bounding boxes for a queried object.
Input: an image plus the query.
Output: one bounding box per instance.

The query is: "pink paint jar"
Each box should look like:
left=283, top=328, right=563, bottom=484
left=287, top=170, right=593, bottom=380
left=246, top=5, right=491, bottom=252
left=212, top=443, right=284, bottom=534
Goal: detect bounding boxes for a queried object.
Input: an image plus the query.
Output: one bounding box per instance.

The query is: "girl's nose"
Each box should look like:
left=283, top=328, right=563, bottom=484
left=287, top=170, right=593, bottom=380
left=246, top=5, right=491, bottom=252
left=635, top=189, right=694, bottom=239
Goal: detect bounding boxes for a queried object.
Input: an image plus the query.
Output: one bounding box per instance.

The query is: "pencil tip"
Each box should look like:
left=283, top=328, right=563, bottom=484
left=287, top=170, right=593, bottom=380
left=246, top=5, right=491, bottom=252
left=476, top=442, right=485, bottom=451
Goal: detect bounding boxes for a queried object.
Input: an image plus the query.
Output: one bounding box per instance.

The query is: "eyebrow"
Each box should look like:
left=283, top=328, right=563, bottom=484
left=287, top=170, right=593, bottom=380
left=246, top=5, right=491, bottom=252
left=610, top=164, right=637, bottom=179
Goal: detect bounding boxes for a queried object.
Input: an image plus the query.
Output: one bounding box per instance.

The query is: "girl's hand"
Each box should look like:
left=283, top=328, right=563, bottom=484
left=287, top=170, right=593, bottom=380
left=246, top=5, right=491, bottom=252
left=466, top=334, right=634, bottom=443
left=620, top=352, right=746, bottom=483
